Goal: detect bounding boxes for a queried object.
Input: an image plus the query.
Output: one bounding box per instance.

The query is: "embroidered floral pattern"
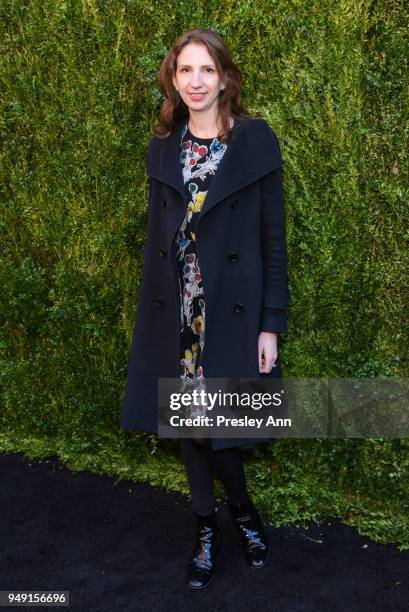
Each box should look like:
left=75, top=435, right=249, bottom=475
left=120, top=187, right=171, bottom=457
left=175, top=123, right=227, bottom=401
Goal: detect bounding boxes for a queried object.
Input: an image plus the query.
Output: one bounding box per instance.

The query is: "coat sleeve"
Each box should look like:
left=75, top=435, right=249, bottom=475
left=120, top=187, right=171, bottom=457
left=259, top=130, right=291, bottom=334
left=145, top=137, right=156, bottom=208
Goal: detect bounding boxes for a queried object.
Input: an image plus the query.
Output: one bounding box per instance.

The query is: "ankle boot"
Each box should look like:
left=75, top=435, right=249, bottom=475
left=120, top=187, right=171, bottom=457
left=228, top=498, right=270, bottom=569
left=186, top=508, right=222, bottom=590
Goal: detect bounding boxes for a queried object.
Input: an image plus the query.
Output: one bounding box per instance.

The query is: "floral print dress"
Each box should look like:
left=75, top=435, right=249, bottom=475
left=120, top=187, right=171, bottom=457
left=175, top=122, right=227, bottom=414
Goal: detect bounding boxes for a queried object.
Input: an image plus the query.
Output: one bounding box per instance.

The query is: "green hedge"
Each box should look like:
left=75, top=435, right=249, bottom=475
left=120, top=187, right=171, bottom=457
left=1, top=1, right=408, bottom=548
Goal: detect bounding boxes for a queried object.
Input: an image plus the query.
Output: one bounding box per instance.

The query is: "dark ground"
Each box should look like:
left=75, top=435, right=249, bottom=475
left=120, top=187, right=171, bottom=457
left=0, top=452, right=408, bottom=612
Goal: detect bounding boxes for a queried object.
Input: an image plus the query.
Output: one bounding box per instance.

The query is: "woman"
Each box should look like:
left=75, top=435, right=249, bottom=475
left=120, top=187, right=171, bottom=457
left=121, top=28, right=291, bottom=589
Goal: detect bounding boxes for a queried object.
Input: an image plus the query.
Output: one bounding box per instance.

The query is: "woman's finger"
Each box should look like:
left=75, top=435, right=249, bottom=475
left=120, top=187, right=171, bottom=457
left=260, top=349, right=278, bottom=372
left=258, top=344, right=264, bottom=372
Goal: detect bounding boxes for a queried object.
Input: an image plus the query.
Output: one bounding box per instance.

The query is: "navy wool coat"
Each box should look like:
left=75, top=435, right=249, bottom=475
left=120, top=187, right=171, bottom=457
left=120, top=117, right=291, bottom=450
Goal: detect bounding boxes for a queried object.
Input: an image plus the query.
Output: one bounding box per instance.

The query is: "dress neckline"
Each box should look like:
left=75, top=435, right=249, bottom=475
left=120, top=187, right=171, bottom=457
left=185, top=125, right=217, bottom=142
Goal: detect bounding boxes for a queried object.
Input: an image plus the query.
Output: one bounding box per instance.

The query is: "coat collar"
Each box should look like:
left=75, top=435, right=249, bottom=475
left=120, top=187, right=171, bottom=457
left=147, top=116, right=282, bottom=218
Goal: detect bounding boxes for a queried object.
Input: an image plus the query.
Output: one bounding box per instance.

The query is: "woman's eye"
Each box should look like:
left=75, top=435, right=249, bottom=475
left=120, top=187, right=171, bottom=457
left=179, top=67, right=214, bottom=73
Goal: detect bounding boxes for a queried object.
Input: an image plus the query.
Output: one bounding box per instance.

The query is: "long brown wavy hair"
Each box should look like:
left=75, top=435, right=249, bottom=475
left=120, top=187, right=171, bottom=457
left=152, top=28, right=251, bottom=143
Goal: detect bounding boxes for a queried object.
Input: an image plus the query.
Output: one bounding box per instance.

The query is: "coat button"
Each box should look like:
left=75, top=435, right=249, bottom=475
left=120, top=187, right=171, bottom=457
left=234, top=303, right=244, bottom=313
left=161, top=198, right=166, bottom=207
left=231, top=199, right=239, bottom=209
left=159, top=248, right=167, bottom=257
left=154, top=298, right=164, bottom=308
left=228, top=253, right=239, bottom=262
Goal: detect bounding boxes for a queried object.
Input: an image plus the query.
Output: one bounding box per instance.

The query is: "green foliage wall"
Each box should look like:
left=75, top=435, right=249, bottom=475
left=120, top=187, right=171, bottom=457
left=1, top=1, right=408, bottom=547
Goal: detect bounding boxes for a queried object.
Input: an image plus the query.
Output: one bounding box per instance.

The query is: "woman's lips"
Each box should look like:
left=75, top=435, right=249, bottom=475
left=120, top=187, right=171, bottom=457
left=188, top=93, right=207, bottom=101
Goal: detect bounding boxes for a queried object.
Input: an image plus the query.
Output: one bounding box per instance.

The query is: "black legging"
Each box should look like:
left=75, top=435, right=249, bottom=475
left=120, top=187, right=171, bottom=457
left=179, top=437, right=250, bottom=515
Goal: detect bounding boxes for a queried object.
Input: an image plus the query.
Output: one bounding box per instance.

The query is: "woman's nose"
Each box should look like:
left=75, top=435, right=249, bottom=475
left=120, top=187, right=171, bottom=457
left=190, top=72, right=203, bottom=87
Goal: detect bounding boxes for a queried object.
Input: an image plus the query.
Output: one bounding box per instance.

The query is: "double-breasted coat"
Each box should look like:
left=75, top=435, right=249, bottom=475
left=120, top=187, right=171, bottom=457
left=120, top=116, right=291, bottom=450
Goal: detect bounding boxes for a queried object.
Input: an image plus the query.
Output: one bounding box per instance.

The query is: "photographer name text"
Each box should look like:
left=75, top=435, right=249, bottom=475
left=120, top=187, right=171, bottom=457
left=168, top=415, right=291, bottom=428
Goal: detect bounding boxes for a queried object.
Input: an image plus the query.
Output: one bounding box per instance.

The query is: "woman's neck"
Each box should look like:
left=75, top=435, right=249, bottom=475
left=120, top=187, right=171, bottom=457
left=187, top=114, right=233, bottom=139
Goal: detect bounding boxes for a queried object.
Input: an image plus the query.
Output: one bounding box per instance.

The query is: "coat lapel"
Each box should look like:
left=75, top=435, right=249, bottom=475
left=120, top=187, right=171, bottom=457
left=147, top=116, right=282, bottom=220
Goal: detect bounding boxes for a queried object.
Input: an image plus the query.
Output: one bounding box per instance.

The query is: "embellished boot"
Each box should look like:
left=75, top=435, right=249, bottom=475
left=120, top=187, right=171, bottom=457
left=186, top=508, right=222, bottom=590
left=228, top=498, right=270, bottom=569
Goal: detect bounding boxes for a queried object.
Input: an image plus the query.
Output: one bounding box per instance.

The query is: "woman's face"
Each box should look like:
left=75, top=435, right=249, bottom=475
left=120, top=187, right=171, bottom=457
left=172, top=42, right=225, bottom=115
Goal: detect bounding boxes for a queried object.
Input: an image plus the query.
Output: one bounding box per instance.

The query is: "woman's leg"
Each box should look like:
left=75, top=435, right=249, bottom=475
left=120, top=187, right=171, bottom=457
left=179, top=437, right=251, bottom=510
left=207, top=446, right=251, bottom=505
left=179, top=437, right=216, bottom=516
left=207, top=444, right=270, bottom=569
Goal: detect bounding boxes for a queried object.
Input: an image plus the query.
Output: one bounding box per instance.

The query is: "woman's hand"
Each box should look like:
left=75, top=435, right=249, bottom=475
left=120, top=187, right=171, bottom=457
left=258, top=332, right=278, bottom=373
